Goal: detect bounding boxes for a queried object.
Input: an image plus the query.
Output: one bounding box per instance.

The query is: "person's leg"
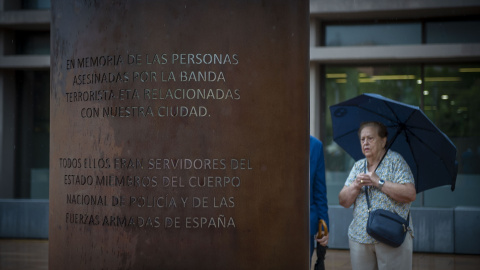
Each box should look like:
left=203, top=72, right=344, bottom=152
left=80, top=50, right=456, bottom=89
left=310, top=235, right=316, bottom=269
left=376, top=233, right=413, bottom=270
left=349, top=239, right=378, bottom=270
left=314, top=245, right=327, bottom=270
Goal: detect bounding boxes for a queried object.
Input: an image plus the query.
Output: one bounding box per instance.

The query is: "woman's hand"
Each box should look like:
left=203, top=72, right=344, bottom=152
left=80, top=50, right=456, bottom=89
left=355, top=173, right=374, bottom=188
left=339, top=174, right=366, bottom=208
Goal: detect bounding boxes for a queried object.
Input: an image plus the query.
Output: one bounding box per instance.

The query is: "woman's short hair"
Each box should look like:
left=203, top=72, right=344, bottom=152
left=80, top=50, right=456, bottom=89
left=358, top=121, right=388, bottom=138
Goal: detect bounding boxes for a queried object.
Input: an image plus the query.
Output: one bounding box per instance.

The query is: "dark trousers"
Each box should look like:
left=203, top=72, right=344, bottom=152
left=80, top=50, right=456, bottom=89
left=314, top=245, right=327, bottom=270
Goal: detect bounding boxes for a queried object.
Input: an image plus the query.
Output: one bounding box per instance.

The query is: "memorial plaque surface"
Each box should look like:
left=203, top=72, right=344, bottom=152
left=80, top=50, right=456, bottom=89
left=50, top=0, right=309, bottom=269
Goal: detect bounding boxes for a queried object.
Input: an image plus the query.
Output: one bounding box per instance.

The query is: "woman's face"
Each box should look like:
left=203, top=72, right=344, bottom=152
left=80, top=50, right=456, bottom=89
left=360, top=125, right=387, bottom=159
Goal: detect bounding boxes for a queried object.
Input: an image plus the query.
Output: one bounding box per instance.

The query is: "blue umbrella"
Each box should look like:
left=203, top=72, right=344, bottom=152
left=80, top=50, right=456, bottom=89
left=330, top=93, right=458, bottom=193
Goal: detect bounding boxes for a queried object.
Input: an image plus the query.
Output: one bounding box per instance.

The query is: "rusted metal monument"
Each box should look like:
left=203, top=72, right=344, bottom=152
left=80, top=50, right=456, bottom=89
left=50, top=0, right=309, bottom=269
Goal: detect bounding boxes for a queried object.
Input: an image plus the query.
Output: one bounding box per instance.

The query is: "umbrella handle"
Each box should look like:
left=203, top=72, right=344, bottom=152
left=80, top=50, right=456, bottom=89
left=316, top=219, right=328, bottom=239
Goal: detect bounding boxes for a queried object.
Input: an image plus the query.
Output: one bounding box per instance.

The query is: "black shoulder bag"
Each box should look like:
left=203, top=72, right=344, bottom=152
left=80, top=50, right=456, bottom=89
left=365, top=187, right=410, bottom=247
left=364, top=158, right=410, bottom=248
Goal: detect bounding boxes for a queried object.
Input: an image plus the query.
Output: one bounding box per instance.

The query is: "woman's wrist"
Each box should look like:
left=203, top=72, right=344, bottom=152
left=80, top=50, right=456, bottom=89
left=378, top=179, right=385, bottom=190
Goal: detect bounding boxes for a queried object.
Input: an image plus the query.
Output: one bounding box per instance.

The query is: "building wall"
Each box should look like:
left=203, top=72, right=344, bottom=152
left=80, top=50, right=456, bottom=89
left=309, top=0, right=480, bottom=141
left=310, top=0, right=480, bottom=20
left=0, top=1, right=50, bottom=199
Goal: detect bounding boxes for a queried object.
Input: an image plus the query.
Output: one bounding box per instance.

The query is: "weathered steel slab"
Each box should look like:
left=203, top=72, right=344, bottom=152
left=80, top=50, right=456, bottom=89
left=50, top=0, right=309, bottom=269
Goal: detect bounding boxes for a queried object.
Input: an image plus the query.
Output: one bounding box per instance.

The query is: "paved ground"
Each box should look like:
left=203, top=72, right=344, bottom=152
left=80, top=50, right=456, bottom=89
left=312, top=247, right=480, bottom=270
left=1, top=239, right=479, bottom=270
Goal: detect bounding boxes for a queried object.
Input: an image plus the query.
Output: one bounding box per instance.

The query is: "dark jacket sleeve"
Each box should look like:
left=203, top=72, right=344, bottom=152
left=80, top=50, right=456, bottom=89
left=310, top=136, right=329, bottom=235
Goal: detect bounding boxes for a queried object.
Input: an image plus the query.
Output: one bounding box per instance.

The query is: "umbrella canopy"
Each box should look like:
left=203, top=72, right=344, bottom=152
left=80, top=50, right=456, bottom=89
left=330, top=93, right=458, bottom=193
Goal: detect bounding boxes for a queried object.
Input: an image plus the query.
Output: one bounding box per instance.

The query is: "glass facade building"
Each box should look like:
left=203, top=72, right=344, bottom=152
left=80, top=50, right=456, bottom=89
left=323, top=64, right=480, bottom=208
left=315, top=16, right=480, bottom=209
left=0, top=0, right=50, bottom=200
left=309, top=0, right=480, bottom=253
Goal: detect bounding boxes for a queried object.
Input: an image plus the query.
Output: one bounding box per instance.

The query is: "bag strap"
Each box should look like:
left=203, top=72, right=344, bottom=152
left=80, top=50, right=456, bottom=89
left=365, top=186, right=372, bottom=210
left=364, top=160, right=373, bottom=211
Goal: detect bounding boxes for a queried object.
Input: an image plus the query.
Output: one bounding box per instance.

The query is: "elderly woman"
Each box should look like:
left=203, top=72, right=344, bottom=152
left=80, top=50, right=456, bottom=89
left=339, top=121, right=416, bottom=270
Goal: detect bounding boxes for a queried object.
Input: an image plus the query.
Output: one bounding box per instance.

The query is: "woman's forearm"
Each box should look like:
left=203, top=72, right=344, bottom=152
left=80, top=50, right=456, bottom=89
left=382, top=182, right=416, bottom=203
left=339, top=184, right=361, bottom=208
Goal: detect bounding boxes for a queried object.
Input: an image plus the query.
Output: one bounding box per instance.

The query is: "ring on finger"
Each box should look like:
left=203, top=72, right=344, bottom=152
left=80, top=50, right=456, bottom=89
left=360, top=180, right=363, bottom=184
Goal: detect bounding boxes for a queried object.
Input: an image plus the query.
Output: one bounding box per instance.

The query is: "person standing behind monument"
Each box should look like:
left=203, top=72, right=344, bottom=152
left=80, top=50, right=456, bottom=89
left=310, top=135, right=330, bottom=270
left=339, top=121, right=415, bottom=270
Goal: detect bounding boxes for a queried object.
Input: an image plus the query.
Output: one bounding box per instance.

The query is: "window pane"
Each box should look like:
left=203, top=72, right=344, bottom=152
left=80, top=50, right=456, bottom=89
left=16, top=71, right=50, bottom=199
left=15, top=31, right=50, bottom=55
left=324, top=65, right=422, bottom=205
left=423, top=64, right=480, bottom=207
left=427, top=20, right=480, bottom=44
left=325, top=23, right=421, bottom=46
left=22, top=0, right=51, bottom=9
